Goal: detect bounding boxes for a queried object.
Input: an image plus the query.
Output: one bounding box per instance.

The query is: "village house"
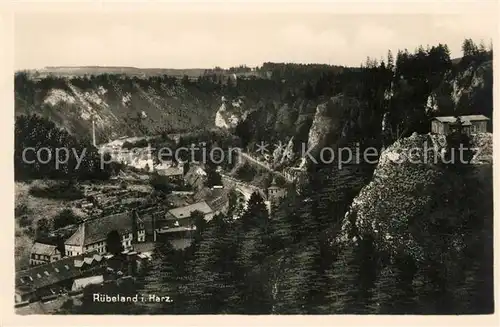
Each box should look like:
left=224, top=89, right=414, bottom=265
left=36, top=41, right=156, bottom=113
left=266, top=178, right=287, bottom=202
left=165, top=201, right=214, bottom=228
left=136, top=207, right=165, bottom=242
left=64, top=211, right=146, bottom=257
left=431, top=115, right=490, bottom=136
left=184, top=165, right=207, bottom=190
left=157, top=164, right=184, bottom=182
left=30, top=242, right=62, bottom=266
left=15, top=252, right=106, bottom=303
left=71, top=275, right=104, bottom=291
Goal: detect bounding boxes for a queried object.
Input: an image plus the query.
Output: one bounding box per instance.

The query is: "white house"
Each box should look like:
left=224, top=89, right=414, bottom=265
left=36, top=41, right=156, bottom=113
left=64, top=211, right=146, bottom=257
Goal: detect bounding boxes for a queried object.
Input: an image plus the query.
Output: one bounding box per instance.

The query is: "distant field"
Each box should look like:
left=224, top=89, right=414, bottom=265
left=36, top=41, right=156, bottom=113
left=31, top=66, right=209, bottom=78
left=22, top=66, right=264, bottom=80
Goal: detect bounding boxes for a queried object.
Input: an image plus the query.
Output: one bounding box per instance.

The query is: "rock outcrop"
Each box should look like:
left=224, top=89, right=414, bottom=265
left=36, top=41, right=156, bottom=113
left=15, top=74, right=220, bottom=143
left=306, top=95, right=368, bottom=156
left=427, top=60, right=493, bottom=116
left=214, top=96, right=252, bottom=130
left=337, top=132, right=493, bottom=260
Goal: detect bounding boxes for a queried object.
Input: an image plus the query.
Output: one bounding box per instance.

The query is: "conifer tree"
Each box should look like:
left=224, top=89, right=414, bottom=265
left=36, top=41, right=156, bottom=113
left=182, top=213, right=239, bottom=314
left=137, top=240, right=181, bottom=314
left=321, top=243, right=368, bottom=314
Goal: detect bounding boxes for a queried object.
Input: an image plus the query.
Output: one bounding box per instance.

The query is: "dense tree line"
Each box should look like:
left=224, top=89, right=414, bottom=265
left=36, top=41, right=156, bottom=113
left=18, top=38, right=493, bottom=314
left=128, top=137, right=492, bottom=314
left=15, top=114, right=119, bottom=181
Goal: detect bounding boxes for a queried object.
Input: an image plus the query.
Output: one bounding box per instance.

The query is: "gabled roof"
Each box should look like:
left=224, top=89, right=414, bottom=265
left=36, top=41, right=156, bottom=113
left=72, top=275, right=104, bottom=290
left=157, top=166, right=184, bottom=177
left=31, top=242, right=59, bottom=256
left=74, top=254, right=103, bottom=268
left=433, top=115, right=490, bottom=123
left=15, top=251, right=103, bottom=295
left=65, top=211, right=144, bottom=247
left=166, top=201, right=213, bottom=220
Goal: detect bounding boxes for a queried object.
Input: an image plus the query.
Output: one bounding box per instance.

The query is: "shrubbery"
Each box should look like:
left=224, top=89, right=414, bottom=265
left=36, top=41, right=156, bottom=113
left=29, top=182, right=84, bottom=200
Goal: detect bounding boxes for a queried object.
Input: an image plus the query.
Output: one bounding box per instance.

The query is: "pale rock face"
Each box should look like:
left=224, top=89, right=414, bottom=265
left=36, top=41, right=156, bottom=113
left=337, top=132, right=492, bottom=259
left=425, top=93, right=438, bottom=113
left=215, top=109, right=230, bottom=129
left=450, top=60, right=491, bottom=107
left=43, top=89, right=76, bottom=106
left=97, top=86, right=107, bottom=96
left=83, top=91, right=107, bottom=107
left=214, top=97, right=248, bottom=129
left=229, top=114, right=240, bottom=127
left=306, top=95, right=365, bottom=157
left=122, top=93, right=132, bottom=106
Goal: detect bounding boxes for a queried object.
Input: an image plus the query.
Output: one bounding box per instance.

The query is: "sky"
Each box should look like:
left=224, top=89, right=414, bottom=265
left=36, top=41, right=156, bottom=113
left=13, top=3, right=497, bottom=70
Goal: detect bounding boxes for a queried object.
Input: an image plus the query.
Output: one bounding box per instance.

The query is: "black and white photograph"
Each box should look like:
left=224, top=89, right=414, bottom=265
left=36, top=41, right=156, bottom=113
left=7, top=0, right=496, bottom=318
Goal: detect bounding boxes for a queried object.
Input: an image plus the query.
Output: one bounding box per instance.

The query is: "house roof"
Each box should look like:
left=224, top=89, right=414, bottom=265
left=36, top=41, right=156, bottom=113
left=15, top=251, right=103, bottom=295
left=31, top=242, right=59, bottom=256
left=166, top=201, right=213, bottom=220
left=433, top=115, right=490, bottom=123
left=64, top=211, right=144, bottom=247
left=157, top=226, right=196, bottom=234
left=72, top=275, right=104, bottom=290
left=74, top=254, right=104, bottom=268
left=157, top=166, right=183, bottom=177
left=132, top=242, right=156, bottom=254
left=16, top=294, right=83, bottom=315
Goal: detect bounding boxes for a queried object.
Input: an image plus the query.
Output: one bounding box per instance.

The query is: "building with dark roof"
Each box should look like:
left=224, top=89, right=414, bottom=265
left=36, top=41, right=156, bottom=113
left=431, top=115, right=490, bottom=135
left=165, top=201, right=214, bottom=228
left=15, top=251, right=106, bottom=303
left=64, top=211, right=146, bottom=257
left=267, top=178, right=287, bottom=202
left=30, top=242, right=62, bottom=266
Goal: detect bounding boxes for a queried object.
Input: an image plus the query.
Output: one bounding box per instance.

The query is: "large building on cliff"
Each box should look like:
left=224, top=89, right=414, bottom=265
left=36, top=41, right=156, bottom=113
left=431, top=115, right=489, bottom=136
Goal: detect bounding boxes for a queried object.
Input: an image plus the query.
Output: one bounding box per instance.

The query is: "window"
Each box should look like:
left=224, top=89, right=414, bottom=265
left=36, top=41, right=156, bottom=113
left=34, top=254, right=38, bottom=259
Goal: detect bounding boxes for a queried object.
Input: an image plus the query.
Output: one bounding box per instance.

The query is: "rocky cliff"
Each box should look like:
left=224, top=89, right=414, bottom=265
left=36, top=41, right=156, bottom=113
left=337, top=132, right=493, bottom=261
left=426, top=60, right=493, bottom=118
left=15, top=74, right=221, bottom=143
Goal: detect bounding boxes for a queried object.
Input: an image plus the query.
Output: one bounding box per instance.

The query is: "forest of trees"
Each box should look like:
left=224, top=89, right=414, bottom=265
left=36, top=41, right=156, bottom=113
left=122, top=146, right=491, bottom=314
left=14, top=114, right=120, bottom=181
left=17, top=38, right=494, bottom=315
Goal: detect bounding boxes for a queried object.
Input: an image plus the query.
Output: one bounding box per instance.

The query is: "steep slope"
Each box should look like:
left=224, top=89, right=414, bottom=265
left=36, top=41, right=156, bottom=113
left=307, top=95, right=370, bottom=154
left=15, top=74, right=221, bottom=143
left=426, top=60, right=493, bottom=120
left=338, top=132, right=492, bottom=253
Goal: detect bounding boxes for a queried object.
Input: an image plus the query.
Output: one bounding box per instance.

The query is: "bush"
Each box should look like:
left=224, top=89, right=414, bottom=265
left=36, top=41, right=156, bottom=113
left=53, top=209, right=81, bottom=230
left=35, top=218, right=51, bottom=238
left=25, top=226, right=35, bottom=238
left=19, top=215, right=31, bottom=228
left=15, top=203, right=30, bottom=217
left=150, top=174, right=173, bottom=194
left=29, top=182, right=84, bottom=200
left=122, top=139, right=149, bottom=149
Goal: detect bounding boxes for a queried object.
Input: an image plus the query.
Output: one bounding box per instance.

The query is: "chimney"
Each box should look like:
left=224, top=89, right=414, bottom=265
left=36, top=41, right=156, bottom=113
left=152, top=212, right=156, bottom=242
left=131, top=210, right=138, bottom=244
left=92, top=119, right=97, bottom=147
